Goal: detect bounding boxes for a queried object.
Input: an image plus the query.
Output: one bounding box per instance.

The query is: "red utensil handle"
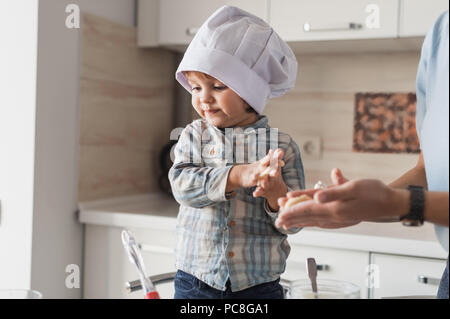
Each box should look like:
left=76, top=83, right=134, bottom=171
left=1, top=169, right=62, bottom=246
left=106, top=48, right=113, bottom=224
left=145, top=291, right=160, bottom=299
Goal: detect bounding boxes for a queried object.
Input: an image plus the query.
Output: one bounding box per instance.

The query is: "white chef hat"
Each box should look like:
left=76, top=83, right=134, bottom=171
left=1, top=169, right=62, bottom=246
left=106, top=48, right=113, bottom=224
left=175, top=5, right=298, bottom=114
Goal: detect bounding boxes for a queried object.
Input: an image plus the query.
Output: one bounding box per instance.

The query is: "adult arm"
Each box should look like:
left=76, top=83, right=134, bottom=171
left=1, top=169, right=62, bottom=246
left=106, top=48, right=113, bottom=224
left=275, top=166, right=449, bottom=229
left=387, top=152, right=448, bottom=226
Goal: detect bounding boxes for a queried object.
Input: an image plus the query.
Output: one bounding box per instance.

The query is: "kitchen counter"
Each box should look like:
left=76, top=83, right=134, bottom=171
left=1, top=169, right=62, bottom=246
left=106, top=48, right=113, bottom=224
left=78, top=193, right=448, bottom=259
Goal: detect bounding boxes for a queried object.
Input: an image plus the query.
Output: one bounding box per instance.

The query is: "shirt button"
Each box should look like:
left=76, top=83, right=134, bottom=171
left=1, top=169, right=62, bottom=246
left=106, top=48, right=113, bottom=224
left=230, top=220, right=236, bottom=227
left=228, top=251, right=234, bottom=258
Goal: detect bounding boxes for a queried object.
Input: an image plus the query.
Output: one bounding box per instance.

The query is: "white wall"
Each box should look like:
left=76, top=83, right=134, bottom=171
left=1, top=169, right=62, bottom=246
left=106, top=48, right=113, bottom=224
left=0, top=0, right=39, bottom=291
left=30, top=0, right=84, bottom=299
left=30, top=0, right=137, bottom=299
left=0, top=0, right=136, bottom=298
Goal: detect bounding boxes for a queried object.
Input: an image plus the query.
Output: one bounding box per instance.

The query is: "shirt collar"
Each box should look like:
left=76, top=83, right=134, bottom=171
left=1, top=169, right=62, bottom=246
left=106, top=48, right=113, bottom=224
left=213, top=115, right=269, bottom=134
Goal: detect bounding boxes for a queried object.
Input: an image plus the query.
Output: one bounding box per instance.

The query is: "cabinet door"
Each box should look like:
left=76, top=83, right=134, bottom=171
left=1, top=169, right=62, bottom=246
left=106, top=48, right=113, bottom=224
left=83, top=225, right=177, bottom=299
left=159, top=0, right=269, bottom=45
left=284, top=245, right=370, bottom=298
left=399, top=0, right=449, bottom=37
left=270, top=0, right=398, bottom=41
left=129, top=226, right=177, bottom=299
left=369, top=253, right=447, bottom=299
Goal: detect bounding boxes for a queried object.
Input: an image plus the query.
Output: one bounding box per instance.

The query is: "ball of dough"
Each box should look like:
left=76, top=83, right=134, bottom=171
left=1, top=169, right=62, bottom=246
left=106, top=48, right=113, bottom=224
left=284, top=194, right=313, bottom=208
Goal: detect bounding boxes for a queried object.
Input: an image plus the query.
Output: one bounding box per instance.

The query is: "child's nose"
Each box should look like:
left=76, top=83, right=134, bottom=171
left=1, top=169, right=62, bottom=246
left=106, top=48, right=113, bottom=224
left=200, top=90, right=214, bottom=103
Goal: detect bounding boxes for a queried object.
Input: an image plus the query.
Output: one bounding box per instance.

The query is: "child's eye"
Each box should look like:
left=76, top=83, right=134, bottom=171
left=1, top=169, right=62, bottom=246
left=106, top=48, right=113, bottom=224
left=191, top=86, right=201, bottom=91
left=214, top=86, right=227, bottom=91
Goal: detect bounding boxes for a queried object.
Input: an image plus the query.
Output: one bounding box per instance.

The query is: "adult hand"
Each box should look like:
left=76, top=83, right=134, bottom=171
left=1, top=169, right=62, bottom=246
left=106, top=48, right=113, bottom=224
left=275, top=168, right=408, bottom=230
left=277, top=167, right=348, bottom=208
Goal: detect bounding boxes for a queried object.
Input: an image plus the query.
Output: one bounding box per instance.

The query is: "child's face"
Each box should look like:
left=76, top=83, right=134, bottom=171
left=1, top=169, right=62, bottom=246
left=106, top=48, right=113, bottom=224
left=185, top=72, right=258, bottom=128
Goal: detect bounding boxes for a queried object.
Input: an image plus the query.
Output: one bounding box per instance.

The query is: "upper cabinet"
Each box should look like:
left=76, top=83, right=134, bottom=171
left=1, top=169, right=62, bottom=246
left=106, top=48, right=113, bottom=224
left=138, top=0, right=449, bottom=49
left=159, top=0, right=268, bottom=45
left=138, top=0, right=269, bottom=47
left=399, top=0, right=448, bottom=37
left=270, top=0, right=398, bottom=41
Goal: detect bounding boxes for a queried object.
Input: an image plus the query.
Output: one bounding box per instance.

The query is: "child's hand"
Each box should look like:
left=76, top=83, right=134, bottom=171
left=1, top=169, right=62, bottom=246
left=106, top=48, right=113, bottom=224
left=226, top=149, right=286, bottom=198
left=237, top=151, right=273, bottom=188
left=253, top=149, right=288, bottom=211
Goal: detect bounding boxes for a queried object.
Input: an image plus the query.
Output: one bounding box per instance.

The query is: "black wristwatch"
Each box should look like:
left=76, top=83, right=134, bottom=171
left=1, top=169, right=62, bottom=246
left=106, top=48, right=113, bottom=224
left=400, top=185, right=425, bottom=227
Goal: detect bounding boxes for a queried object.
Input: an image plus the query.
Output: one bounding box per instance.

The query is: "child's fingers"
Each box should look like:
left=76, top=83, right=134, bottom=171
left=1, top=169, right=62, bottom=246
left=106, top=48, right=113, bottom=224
left=257, top=175, right=268, bottom=189
left=253, top=186, right=264, bottom=198
left=278, top=197, right=289, bottom=208
left=274, top=148, right=285, bottom=161
left=260, top=149, right=273, bottom=167
left=258, top=149, right=286, bottom=180
left=256, top=178, right=265, bottom=189
left=269, top=160, right=283, bottom=177
left=268, top=149, right=280, bottom=169
left=250, top=172, right=260, bottom=185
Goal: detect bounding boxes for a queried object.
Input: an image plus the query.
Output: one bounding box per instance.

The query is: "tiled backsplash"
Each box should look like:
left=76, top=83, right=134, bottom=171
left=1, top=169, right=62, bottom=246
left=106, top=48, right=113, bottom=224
left=78, top=13, right=175, bottom=201
left=264, top=52, right=422, bottom=188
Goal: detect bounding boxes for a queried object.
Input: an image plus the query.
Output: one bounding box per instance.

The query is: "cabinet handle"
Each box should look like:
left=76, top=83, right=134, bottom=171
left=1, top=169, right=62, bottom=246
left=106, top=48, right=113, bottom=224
left=417, top=275, right=441, bottom=286
left=126, top=272, right=177, bottom=293
left=316, top=264, right=330, bottom=271
left=185, top=27, right=199, bottom=36
left=290, top=259, right=330, bottom=271
left=303, top=22, right=363, bottom=32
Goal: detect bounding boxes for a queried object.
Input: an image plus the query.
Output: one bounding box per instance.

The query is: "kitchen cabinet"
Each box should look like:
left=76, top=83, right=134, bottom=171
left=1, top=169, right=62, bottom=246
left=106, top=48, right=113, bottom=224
left=159, top=0, right=268, bottom=45
left=138, top=0, right=449, bottom=52
left=83, top=224, right=176, bottom=299
left=129, top=226, right=177, bottom=299
left=83, top=223, right=371, bottom=299
left=138, top=0, right=269, bottom=47
left=399, top=0, right=449, bottom=37
left=284, top=245, right=370, bottom=299
left=85, top=221, right=446, bottom=299
left=270, top=0, right=399, bottom=41
left=369, top=253, right=447, bottom=298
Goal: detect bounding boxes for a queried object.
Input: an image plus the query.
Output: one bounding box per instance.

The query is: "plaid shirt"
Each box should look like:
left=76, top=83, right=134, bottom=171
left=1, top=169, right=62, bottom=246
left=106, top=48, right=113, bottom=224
left=169, top=116, right=305, bottom=292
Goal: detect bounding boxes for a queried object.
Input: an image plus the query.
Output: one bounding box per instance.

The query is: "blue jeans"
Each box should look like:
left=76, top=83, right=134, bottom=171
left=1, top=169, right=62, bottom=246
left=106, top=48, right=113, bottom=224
left=174, top=270, right=284, bottom=299
left=437, top=257, right=449, bottom=299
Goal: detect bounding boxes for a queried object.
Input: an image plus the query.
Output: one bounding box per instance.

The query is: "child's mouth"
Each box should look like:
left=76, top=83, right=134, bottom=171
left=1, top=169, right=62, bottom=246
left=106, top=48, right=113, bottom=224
left=205, top=109, right=219, bottom=116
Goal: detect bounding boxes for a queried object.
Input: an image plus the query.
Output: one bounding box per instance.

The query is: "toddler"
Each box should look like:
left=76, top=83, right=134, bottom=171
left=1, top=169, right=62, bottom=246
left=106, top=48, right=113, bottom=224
left=169, top=6, right=305, bottom=299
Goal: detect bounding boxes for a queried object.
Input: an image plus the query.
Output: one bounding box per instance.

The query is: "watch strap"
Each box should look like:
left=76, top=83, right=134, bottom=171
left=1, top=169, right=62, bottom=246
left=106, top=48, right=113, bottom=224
left=401, top=185, right=425, bottom=226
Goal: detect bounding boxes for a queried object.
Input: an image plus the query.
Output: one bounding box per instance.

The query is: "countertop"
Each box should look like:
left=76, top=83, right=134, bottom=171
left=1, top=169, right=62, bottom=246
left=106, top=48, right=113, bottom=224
left=78, top=193, right=448, bottom=259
